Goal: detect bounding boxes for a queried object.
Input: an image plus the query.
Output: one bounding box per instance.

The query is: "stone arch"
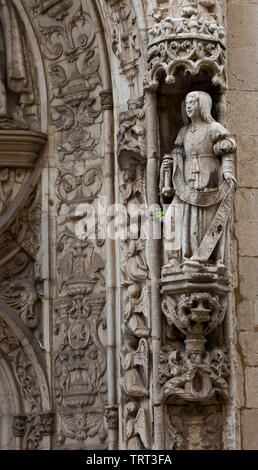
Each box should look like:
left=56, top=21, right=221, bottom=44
left=0, top=1, right=51, bottom=450
left=0, top=300, right=52, bottom=449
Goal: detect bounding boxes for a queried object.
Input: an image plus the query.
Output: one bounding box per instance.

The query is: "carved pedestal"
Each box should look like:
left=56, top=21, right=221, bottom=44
left=160, top=267, right=231, bottom=448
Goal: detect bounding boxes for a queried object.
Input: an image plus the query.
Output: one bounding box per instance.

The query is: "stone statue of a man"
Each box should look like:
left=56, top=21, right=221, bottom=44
left=0, top=0, right=27, bottom=119
left=161, top=91, right=237, bottom=272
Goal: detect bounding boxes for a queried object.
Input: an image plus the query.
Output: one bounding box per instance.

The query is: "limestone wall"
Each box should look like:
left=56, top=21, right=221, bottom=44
left=228, top=0, right=258, bottom=450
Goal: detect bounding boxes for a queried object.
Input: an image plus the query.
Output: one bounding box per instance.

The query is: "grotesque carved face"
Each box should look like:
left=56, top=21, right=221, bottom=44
left=185, top=94, right=200, bottom=120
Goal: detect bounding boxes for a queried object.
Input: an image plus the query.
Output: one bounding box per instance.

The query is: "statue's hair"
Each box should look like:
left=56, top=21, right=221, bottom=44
left=185, top=91, right=215, bottom=123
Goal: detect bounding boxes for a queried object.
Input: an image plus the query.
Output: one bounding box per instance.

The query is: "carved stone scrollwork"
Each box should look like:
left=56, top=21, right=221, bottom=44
left=13, top=412, right=55, bottom=450
left=145, top=0, right=226, bottom=89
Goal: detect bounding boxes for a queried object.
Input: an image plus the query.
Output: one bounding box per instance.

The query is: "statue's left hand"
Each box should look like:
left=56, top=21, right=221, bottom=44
left=223, top=172, right=237, bottom=188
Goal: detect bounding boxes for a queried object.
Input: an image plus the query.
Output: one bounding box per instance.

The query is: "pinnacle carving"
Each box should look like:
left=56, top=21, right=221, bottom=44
left=145, top=0, right=226, bottom=89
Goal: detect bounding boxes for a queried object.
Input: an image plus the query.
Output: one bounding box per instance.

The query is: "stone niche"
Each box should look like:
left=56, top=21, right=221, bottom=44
left=151, top=0, right=236, bottom=450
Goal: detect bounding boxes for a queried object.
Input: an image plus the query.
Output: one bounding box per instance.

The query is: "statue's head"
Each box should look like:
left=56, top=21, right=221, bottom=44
left=185, top=91, right=214, bottom=123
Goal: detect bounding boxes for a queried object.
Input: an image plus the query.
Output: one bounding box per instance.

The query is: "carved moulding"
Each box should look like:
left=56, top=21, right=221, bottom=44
left=0, top=130, right=47, bottom=234
left=160, top=272, right=230, bottom=405
left=145, top=1, right=226, bottom=90
left=0, top=305, right=53, bottom=449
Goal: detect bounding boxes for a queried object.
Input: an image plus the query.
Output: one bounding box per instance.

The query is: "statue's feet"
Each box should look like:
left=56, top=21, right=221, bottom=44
left=183, top=258, right=205, bottom=272
left=162, top=258, right=180, bottom=270
left=216, top=261, right=226, bottom=274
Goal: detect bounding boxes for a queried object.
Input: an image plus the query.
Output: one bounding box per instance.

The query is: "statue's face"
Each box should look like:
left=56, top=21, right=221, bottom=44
left=185, top=94, right=200, bottom=120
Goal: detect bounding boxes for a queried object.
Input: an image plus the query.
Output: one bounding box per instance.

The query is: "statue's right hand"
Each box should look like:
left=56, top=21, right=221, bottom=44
left=162, top=154, right=173, bottom=170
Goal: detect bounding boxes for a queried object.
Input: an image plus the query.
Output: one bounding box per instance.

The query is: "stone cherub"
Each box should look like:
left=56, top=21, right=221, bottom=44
left=160, top=91, right=237, bottom=272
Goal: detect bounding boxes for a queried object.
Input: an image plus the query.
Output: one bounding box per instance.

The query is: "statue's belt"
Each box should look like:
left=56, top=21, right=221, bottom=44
left=184, top=153, right=215, bottom=160
left=173, top=157, right=227, bottom=208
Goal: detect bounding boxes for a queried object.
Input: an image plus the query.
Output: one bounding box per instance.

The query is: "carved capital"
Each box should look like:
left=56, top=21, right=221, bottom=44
left=100, top=90, right=113, bottom=111
left=105, top=405, right=118, bottom=429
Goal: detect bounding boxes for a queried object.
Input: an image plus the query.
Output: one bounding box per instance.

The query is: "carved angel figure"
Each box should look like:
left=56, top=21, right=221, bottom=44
left=161, top=91, right=237, bottom=272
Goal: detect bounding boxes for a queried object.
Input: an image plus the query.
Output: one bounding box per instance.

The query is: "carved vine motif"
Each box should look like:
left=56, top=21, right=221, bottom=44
left=29, top=0, right=102, bottom=162
left=13, top=412, right=54, bottom=450
left=165, top=405, right=223, bottom=450
left=145, top=0, right=226, bottom=89
left=0, top=318, right=42, bottom=411
left=56, top=164, right=103, bottom=207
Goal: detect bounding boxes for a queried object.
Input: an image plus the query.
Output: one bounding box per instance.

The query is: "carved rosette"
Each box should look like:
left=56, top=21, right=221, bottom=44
left=145, top=3, right=226, bottom=89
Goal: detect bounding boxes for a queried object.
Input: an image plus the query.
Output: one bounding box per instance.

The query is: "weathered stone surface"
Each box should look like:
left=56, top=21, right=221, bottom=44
left=239, top=332, right=258, bottom=366
left=245, top=368, right=258, bottom=408
left=237, top=161, right=258, bottom=188
left=239, top=258, right=258, bottom=299
left=228, top=3, right=258, bottom=48
left=228, top=48, right=258, bottom=91
left=236, top=300, right=254, bottom=331
left=235, top=223, right=258, bottom=256
left=235, top=190, right=258, bottom=223
left=226, top=91, right=258, bottom=136
left=241, top=410, right=258, bottom=450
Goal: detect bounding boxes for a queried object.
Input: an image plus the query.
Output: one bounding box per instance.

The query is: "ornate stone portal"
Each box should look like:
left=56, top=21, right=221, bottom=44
left=0, top=0, right=243, bottom=451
